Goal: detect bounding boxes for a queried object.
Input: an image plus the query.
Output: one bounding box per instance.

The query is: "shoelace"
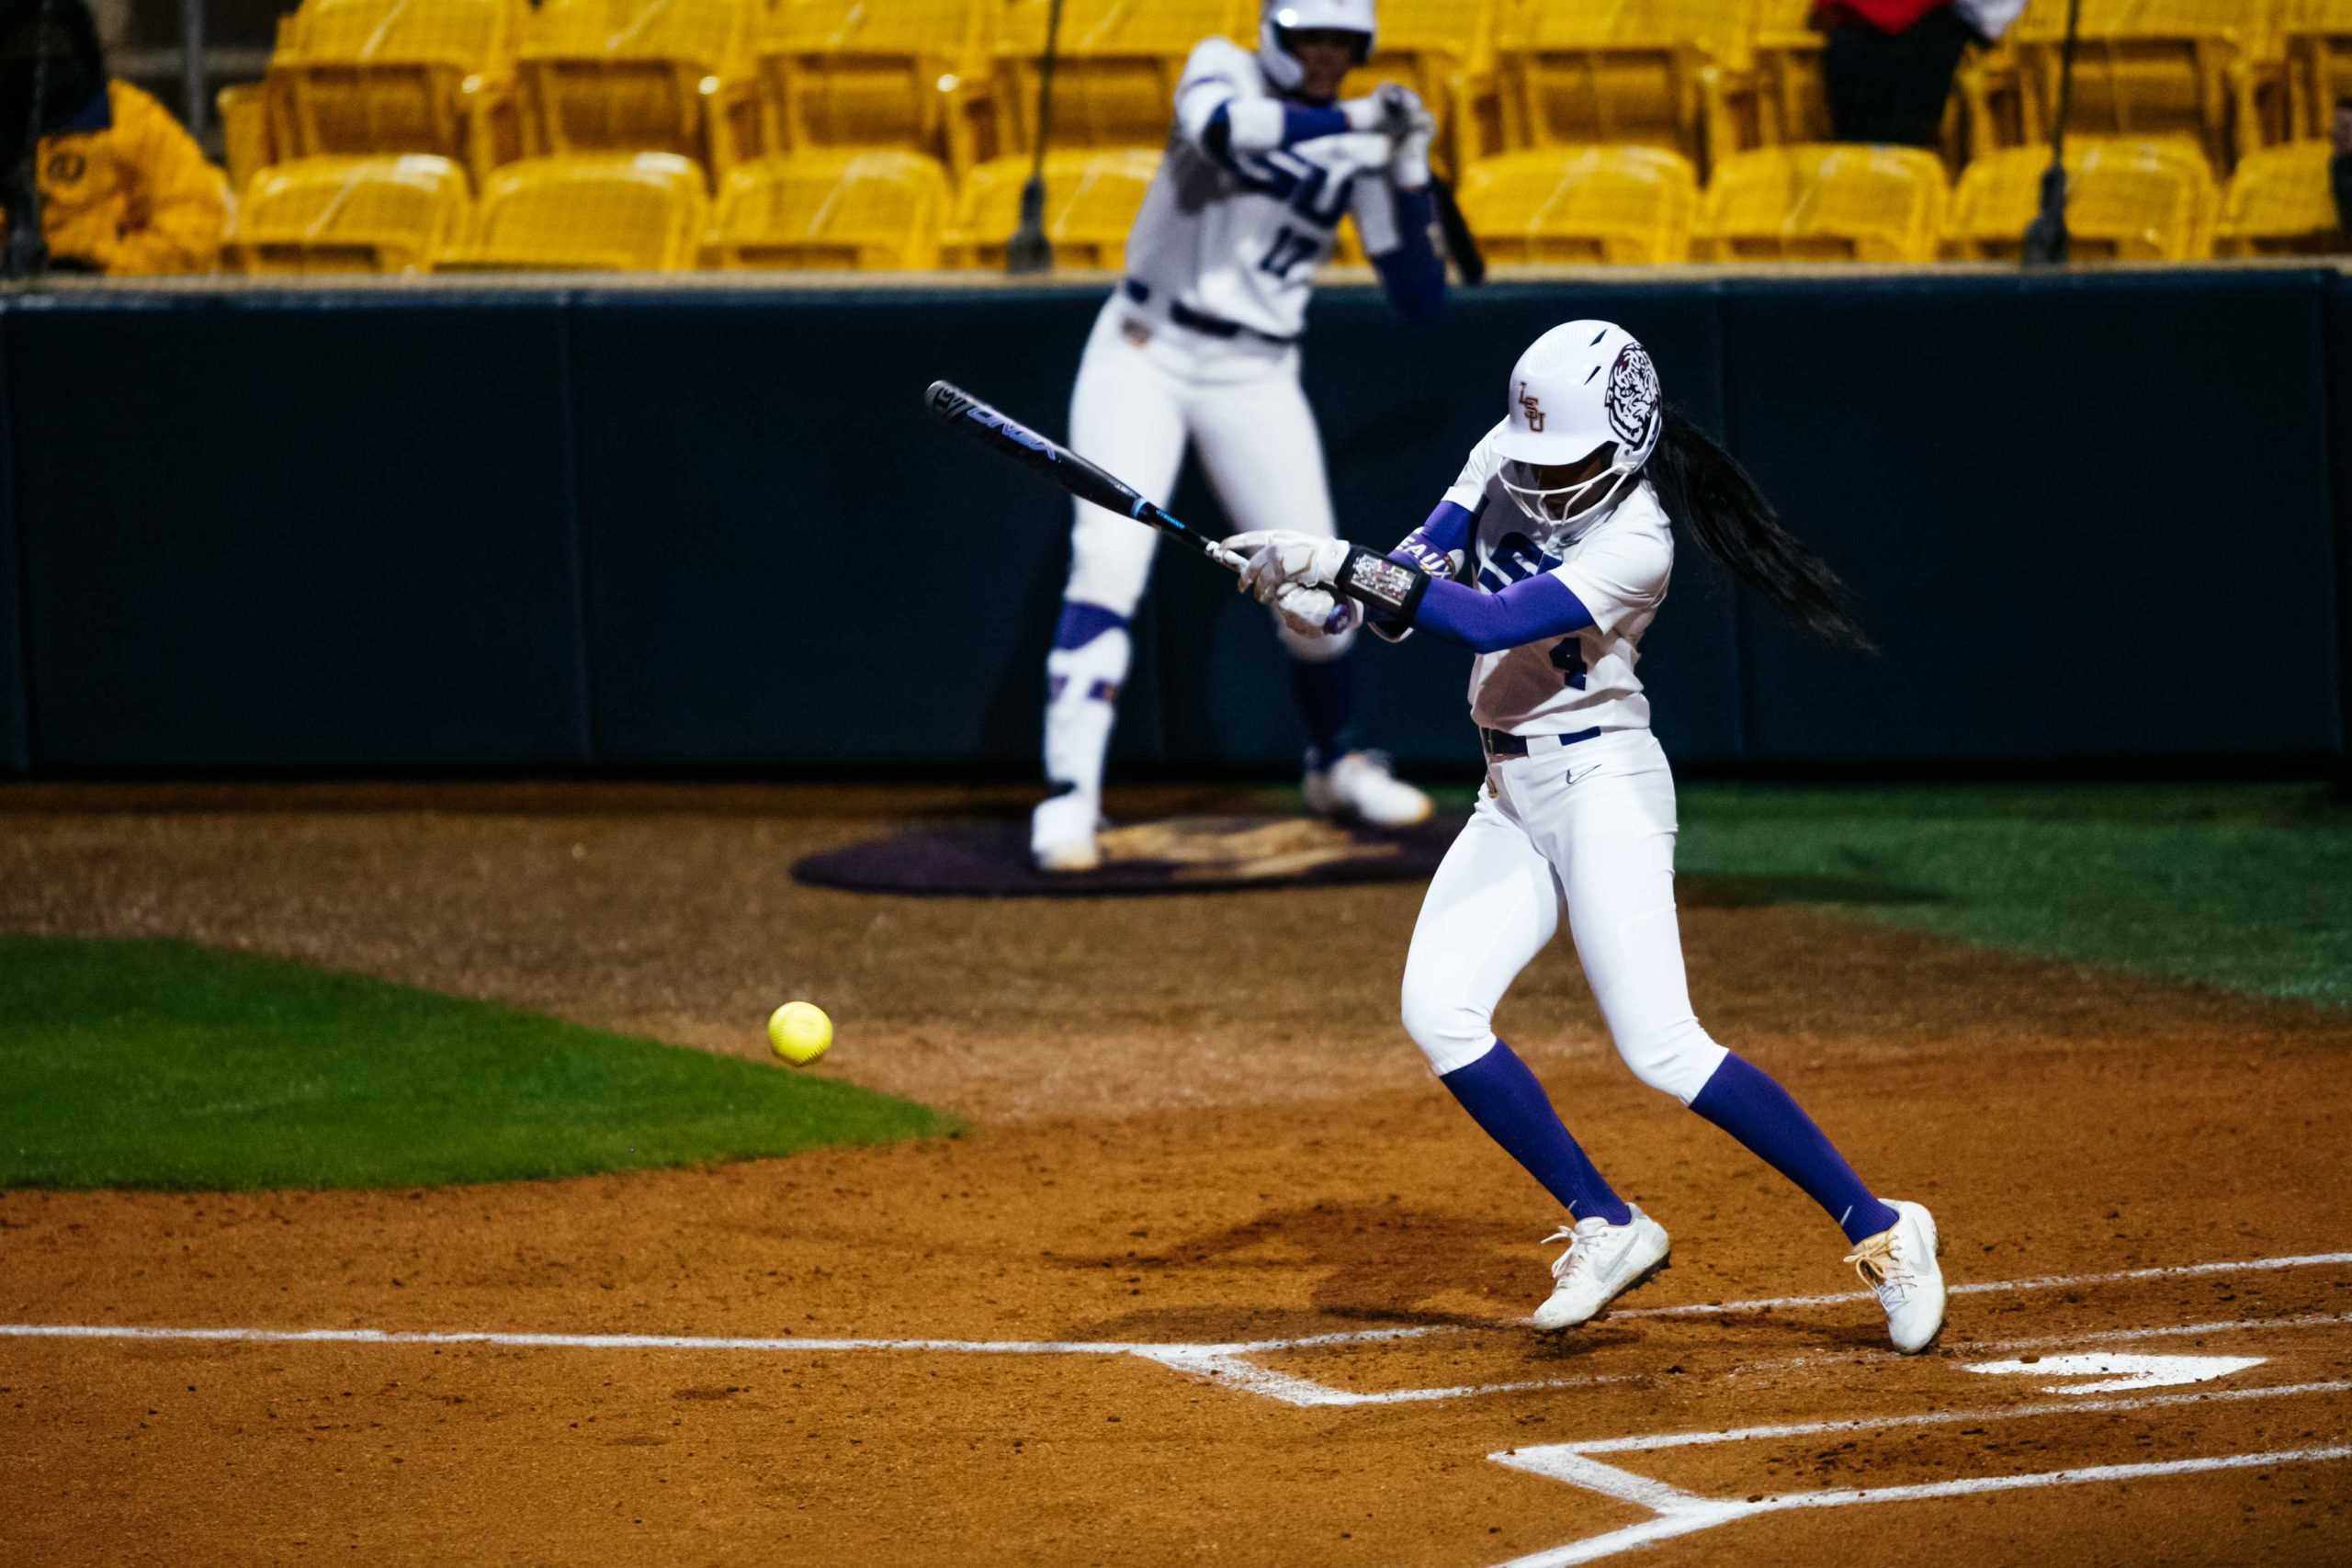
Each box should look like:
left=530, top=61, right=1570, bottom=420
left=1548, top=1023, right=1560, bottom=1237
left=1544, top=1221, right=1606, bottom=1284
left=1842, top=1226, right=1913, bottom=1305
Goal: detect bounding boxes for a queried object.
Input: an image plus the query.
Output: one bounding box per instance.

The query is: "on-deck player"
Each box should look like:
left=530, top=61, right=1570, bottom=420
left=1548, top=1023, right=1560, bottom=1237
left=1223, top=321, right=1950, bottom=1351
left=1031, top=0, right=1448, bottom=873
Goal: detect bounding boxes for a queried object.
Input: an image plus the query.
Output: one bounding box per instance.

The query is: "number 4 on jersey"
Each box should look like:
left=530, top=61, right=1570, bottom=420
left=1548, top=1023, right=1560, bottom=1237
left=1548, top=639, right=1588, bottom=691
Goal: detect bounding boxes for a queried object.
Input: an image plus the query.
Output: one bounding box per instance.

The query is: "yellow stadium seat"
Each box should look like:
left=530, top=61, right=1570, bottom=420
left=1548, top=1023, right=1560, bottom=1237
left=1455, top=145, right=1698, bottom=264
left=1699, top=143, right=1948, bottom=262
left=227, top=154, right=471, bottom=274
left=517, top=0, right=755, bottom=178
left=267, top=0, right=518, bottom=184
left=2282, top=0, right=2352, bottom=139
left=994, top=0, right=1244, bottom=152
left=1490, top=0, right=1753, bottom=177
left=440, top=152, right=709, bottom=270
left=756, top=0, right=991, bottom=175
left=1948, top=139, right=2218, bottom=260
left=2218, top=140, right=2346, bottom=253
left=217, top=83, right=277, bottom=197
left=1954, top=3, right=2038, bottom=163
left=2012, top=0, right=2269, bottom=170
left=1750, top=0, right=1831, bottom=148
left=710, top=150, right=952, bottom=268
left=944, top=148, right=1159, bottom=270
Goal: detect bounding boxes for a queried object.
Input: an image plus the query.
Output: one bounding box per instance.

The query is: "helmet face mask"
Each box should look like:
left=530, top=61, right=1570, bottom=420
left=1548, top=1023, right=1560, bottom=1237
left=1499, top=448, right=1626, bottom=526
left=1493, top=321, right=1663, bottom=531
left=1260, top=0, right=1374, bottom=95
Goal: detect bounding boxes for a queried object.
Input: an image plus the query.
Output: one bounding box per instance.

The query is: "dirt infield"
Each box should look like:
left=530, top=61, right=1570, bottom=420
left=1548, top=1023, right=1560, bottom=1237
left=3, top=784, right=2348, bottom=1565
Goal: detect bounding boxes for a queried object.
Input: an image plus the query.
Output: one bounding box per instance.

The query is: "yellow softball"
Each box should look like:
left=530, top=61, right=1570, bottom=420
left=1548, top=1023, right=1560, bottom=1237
left=766, top=1000, right=832, bottom=1066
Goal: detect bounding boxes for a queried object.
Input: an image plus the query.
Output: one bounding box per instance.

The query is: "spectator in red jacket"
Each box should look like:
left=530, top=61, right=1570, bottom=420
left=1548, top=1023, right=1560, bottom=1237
left=1815, top=0, right=1977, bottom=150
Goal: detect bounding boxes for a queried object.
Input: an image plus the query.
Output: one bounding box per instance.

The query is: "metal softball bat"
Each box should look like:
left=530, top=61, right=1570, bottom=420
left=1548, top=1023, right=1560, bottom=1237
left=923, top=379, right=1245, bottom=571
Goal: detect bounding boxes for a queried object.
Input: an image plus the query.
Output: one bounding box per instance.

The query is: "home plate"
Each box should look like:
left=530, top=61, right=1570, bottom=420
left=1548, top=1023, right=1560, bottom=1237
left=1963, top=1352, right=2267, bottom=1394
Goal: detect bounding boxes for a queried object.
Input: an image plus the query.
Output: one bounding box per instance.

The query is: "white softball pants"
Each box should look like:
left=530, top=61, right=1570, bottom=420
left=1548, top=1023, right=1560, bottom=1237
left=1399, top=730, right=1730, bottom=1103
left=1061, top=296, right=1351, bottom=661
left=1041, top=297, right=1354, bottom=799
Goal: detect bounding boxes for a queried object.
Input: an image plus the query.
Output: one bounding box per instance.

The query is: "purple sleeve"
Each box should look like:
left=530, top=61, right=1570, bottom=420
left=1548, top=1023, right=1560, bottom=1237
left=1386, top=500, right=1476, bottom=573
left=1281, top=104, right=1352, bottom=142
left=1408, top=573, right=1596, bottom=655
left=1202, top=102, right=1351, bottom=169
left=1369, top=186, right=1445, bottom=323
left=1365, top=500, right=1476, bottom=637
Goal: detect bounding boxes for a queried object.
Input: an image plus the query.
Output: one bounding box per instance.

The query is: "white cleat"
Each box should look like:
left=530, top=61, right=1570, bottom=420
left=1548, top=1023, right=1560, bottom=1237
left=1304, top=750, right=1433, bottom=829
left=1030, top=788, right=1102, bottom=874
left=1533, top=1206, right=1671, bottom=1331
left=1844, top=1199, right=1947, bottom=1354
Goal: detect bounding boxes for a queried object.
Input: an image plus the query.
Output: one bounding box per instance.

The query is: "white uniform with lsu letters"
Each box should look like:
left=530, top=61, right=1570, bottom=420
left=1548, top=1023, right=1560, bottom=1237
left=1058, top=40, right=1400, bottom=621
left=1233, top=324, right=1715, bottom=1101
left=1224, top=321, right=1951, bottom=1352
left=1436, top=424, right=1676, bottom=745
left=1032, top=0, right=1439, bottom=872
left=1394, top=376, right=1715, bottom=1106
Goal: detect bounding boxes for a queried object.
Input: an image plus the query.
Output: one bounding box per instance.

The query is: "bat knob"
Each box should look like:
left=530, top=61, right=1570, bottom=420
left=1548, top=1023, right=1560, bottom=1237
left=925, top=380, right=972, bottom=421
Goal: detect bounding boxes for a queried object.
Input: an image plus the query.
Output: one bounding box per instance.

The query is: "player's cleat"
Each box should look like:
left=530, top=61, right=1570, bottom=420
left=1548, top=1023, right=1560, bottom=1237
left=1844, top=1200, right=1946, bottom=1354
left=1304, top=750, right=1433, bottom=829
left=1533, top=1206, right=1670, bottom=1331
left=1030, top=788, right=1102, bottom=874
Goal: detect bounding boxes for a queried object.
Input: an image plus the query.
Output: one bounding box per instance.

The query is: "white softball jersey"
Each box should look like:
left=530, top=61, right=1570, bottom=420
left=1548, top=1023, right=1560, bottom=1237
left=1442, top=422, right=1676, bottom=739
left=1123, top=37, right=1409, bottom=344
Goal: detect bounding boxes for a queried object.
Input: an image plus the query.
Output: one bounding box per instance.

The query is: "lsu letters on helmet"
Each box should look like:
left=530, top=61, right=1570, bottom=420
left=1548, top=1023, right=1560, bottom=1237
left=1495, top=320, right=1664, bottom=527
left=1259, top=0, right=1375, bottom=93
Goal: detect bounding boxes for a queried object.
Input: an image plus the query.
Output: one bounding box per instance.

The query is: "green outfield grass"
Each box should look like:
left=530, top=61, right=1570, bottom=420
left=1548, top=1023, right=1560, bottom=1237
left=0, top=936, right=950, bottom=1191
left=1672, top=783, right=2352, bottom=1010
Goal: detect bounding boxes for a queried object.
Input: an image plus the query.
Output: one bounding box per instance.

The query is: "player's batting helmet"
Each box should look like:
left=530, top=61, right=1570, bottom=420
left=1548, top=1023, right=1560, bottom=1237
left=1495, top=321, right=1665, bottom=527
left=1259, top=0, right=1375, bottom=94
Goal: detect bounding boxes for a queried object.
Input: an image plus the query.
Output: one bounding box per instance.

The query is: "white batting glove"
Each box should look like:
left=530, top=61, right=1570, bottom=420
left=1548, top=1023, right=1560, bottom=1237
left=1391, top=120, right=1434, bottom=191
left=1374, top=84, right=1436, bottom=190
left=1225, top=530, right=1352, bottom=604
left=1272, top=583, right=1361, bottom=640
left=1374, top=84, right=1431, bottom=134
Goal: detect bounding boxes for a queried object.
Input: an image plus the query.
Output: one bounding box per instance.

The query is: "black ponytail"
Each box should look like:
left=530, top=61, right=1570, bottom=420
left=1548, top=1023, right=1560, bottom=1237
left=1642, top=406, right=1874, bottom=652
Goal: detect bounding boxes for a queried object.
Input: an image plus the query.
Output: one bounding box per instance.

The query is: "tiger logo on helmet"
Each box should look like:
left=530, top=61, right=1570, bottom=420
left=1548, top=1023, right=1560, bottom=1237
left=1605, top=344, right=1661, bottom=450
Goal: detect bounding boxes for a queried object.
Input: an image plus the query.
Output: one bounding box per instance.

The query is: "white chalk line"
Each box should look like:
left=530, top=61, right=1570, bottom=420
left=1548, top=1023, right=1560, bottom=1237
left=20, top=1313, right=2336, bottom=1411
left=1557, top=1376, right=2352, bottom=1457
left=1493, top=1446, right=2352, bottom=1568
left=1610, top=1248, right=2352, bottom=1321
left=1982, top=1309, right=2352, bottom=1352
left=1214, top=1310, right=2352, bottom=1409
left=5, top=1247, right=2346, bottom=1411
left=1132, top=1348, right=1638, bottom=1410
left=1488, top=1378, right=2352, bottom=1568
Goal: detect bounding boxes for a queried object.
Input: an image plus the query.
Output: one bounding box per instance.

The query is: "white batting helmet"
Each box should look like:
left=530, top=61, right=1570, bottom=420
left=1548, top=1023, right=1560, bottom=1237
left=1495, top=321, right=1664, bottom=526
left=1259, top=0, right=1375, bottom=93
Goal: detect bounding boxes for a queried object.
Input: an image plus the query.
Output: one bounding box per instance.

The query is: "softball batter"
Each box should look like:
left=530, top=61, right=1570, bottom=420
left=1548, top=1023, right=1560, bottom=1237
left=1227, top=321, right=1948, bottom=1351
left=1032, top=0, right=1446, bottom=872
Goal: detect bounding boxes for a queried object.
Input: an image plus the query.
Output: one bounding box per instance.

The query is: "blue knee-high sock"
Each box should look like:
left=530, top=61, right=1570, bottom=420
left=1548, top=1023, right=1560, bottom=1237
left=1690, top=1053, right=1899, bottom=1244
left=1441, top=1040, right=1633, bottom=1225
left=1288, top=654, right=1355, bottom=773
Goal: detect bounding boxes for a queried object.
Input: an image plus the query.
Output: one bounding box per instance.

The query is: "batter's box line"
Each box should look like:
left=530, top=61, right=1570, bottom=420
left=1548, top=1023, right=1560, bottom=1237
left=1488, top=1379, right=2352, bottom=1568
left=1605, top=1247, right=2352, bottom=1321
left=5, top=1248, right=2348, bottom=1412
